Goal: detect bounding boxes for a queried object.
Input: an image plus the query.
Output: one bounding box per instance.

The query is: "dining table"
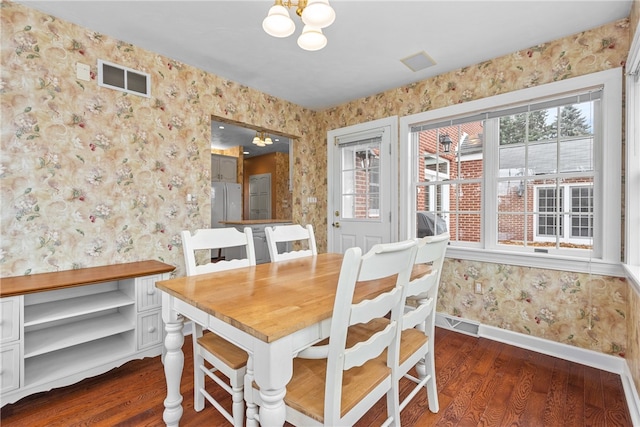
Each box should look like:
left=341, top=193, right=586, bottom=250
left=156, top=252, right=427, bottom=427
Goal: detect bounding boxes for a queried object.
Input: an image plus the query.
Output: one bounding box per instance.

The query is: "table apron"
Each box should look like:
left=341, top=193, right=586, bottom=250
left=169, top=295, right=332, bottom=354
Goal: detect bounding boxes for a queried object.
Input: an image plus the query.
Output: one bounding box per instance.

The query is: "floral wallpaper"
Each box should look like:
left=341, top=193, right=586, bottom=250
left=0, top=0, right=637, bottom=394
left=274, top=152, right=292, bottom=220
left=0, top=1, right=318, bottom=279
left=439, top=260, right=628, bottom=356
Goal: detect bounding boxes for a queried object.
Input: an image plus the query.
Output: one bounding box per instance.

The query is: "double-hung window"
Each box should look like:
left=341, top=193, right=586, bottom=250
left=400, top=69, right=622, bottom=274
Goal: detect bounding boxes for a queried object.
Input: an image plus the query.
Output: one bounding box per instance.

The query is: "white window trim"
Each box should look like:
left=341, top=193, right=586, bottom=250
left=623, top=22, right=640, bottom=292
left=400, top=68, right=622, bottom=276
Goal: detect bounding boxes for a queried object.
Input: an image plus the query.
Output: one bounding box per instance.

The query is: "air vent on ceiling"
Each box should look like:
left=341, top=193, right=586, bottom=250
left=400, top=51, right=436, bottom=72
left=98, top=59, right=150, bottom=98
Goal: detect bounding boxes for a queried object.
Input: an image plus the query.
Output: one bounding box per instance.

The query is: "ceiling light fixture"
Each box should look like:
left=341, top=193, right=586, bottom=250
left=263, top=0, right=335, bottom=51
left=252, top=131, right=273, bottom=147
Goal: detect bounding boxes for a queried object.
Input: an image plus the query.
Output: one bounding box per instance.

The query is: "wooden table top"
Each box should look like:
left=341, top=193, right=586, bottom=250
left=156, top=253, right=429, bottom=343
left=0, top=260, right=175, bottom=297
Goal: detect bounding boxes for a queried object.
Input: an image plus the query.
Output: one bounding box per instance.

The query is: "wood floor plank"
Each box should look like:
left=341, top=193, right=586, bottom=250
left=584, top=364, right=608, bottom=426
left=519, top=350, right=556, bottom=425
left=499, top=349, right=541, bottom=425
left=564, top=357, right=586, bottom=427
left=0, top=327, right=632, bottom=427
left=477, top=345, right=529, bottom=426
left=542, top=357, right=571, bottom=426
left=455, top=339, right=506, bottom=427
left=602, top=369, right=634, bottom=426
left=434, top=332, right=479, bottom=394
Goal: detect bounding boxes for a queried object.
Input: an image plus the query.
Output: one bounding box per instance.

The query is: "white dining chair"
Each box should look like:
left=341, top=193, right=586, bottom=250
left=396, top=232, right=449, bottom=413
left=344, top=232, right=449, bottom=421
left=264, top=223, right=317, bottom=262
left=248, top=239, right=418, bottom=426
left=181, top=227, right=256, bottom=427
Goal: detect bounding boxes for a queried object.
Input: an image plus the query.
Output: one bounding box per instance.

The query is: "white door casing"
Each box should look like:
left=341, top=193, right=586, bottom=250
left=327, top=117, right=398, bottom=253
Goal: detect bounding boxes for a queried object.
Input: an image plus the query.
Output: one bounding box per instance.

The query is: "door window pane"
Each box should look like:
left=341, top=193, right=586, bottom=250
left=339, top=139, right=381, bottom=220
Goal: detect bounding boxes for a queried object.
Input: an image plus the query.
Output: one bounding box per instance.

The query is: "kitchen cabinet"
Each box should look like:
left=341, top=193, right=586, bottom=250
left=211, top=154, right=237, bottom=183
left=0, top=260, right=174, bottom=406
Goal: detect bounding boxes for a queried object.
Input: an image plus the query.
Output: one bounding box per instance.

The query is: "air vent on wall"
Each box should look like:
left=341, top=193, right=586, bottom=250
left=98, top=59, right=150, bottom=98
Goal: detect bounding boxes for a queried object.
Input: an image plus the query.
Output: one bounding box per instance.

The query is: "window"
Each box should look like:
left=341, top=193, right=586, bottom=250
left=533, top=184, right=593, bottom=243
left=400, top=69, right=622, bottom=274
left=340, top=138, right=381, bottom=220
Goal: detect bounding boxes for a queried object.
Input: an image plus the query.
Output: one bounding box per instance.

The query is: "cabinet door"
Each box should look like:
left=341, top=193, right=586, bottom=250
left=136, top=275, right=162, bottom=312
left=211, top=155, right=237, bottom=183
left=137, top=311, right=162, bottom=350
left=219, top=156, right=237, bottom=183
left=0, top=343, right=20, bottom=393
left=0, top=297, right=20, bottom=344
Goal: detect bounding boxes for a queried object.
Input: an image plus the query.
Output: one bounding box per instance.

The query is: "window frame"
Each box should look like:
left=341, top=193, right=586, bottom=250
left=623, top=22, right=640, bottom=290
left=400, top=68, right=622, bottom=276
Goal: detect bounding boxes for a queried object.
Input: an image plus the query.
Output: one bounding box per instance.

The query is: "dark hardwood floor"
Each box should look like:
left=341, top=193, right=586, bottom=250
left=1, top=327, right=632, bottom=426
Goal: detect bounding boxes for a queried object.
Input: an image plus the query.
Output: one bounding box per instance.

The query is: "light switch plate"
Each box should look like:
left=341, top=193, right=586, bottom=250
left=76, top=63, right=90, bottom=81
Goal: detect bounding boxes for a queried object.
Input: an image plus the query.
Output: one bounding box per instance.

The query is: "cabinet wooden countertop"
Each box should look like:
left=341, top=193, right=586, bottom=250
left=220, top=219, right=292, bottom=225
left=0, top=260, right=175, bottom=297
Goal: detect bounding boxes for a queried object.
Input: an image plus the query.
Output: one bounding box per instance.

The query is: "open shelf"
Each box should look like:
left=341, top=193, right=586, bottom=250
left=24, top=290, right=134, bottom=327
left=24, top=334, right=134, bottom=386
left=24, top=313, right=134, bottom=358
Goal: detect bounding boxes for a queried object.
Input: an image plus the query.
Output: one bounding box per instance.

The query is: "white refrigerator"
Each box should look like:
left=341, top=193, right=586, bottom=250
left=211, top=182, right=242, bottom=228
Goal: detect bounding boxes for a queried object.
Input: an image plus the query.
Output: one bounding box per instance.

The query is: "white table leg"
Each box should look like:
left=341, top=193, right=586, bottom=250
left=244, top=354, right=258, bottom=427
left=252, top=340, right=292, bottom=427
left=162, top=295, right=184, bottom=427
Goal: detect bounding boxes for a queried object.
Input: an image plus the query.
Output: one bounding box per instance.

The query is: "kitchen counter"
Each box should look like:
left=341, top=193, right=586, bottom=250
left=221, top=219, right=292, bottom=225
left=221, top=220, right=292, bottom=264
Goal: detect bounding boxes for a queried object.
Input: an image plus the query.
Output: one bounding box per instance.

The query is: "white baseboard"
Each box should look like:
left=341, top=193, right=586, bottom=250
left=478, top=323, right=625, bottom=373
left=621, top=361, right=640, bottom=427
left=434, top=315, right=640, bottom=425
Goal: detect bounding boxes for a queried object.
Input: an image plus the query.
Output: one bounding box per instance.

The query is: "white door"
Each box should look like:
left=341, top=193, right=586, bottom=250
left=327, top=117, right=398, bottom=253
left=249, top=174, right=271, bottom=220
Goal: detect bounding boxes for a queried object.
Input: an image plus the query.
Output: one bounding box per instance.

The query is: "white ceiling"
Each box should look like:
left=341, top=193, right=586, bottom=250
left=15, top=0, right=633, bottom=154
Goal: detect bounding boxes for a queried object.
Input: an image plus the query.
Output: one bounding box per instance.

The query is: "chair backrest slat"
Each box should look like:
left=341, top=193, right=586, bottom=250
left=181, top=227, right=256, bottom=276
left=265, top=224, right=317, bottom=262
left=403, top=233, right=449, bottom=332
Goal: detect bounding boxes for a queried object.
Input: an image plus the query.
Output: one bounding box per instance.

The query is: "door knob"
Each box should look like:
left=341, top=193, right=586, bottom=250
left=332, top=222, right=340, bottom=228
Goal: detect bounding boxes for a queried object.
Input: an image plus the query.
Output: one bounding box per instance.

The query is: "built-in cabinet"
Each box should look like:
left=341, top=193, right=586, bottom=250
left=211, top=154, right=237, bottom=183
left=0, top=260, right=174, bottom=406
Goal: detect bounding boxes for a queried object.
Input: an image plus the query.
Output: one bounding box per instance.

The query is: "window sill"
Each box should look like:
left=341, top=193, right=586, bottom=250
left=445, top=246, right=624, bottom=276
left=622, top=264, right=640, bottom=295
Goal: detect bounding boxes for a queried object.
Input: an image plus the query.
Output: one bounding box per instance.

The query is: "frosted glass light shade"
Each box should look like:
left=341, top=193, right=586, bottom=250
left=301, top=0, right=335, bottom=28
left=252, top=136, right=261, bottom=145
left=264, top=137, right=273, bottom=145
left=263, top=5, right=295, bottom=37
left=297, top=26, right=327, bottom=51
